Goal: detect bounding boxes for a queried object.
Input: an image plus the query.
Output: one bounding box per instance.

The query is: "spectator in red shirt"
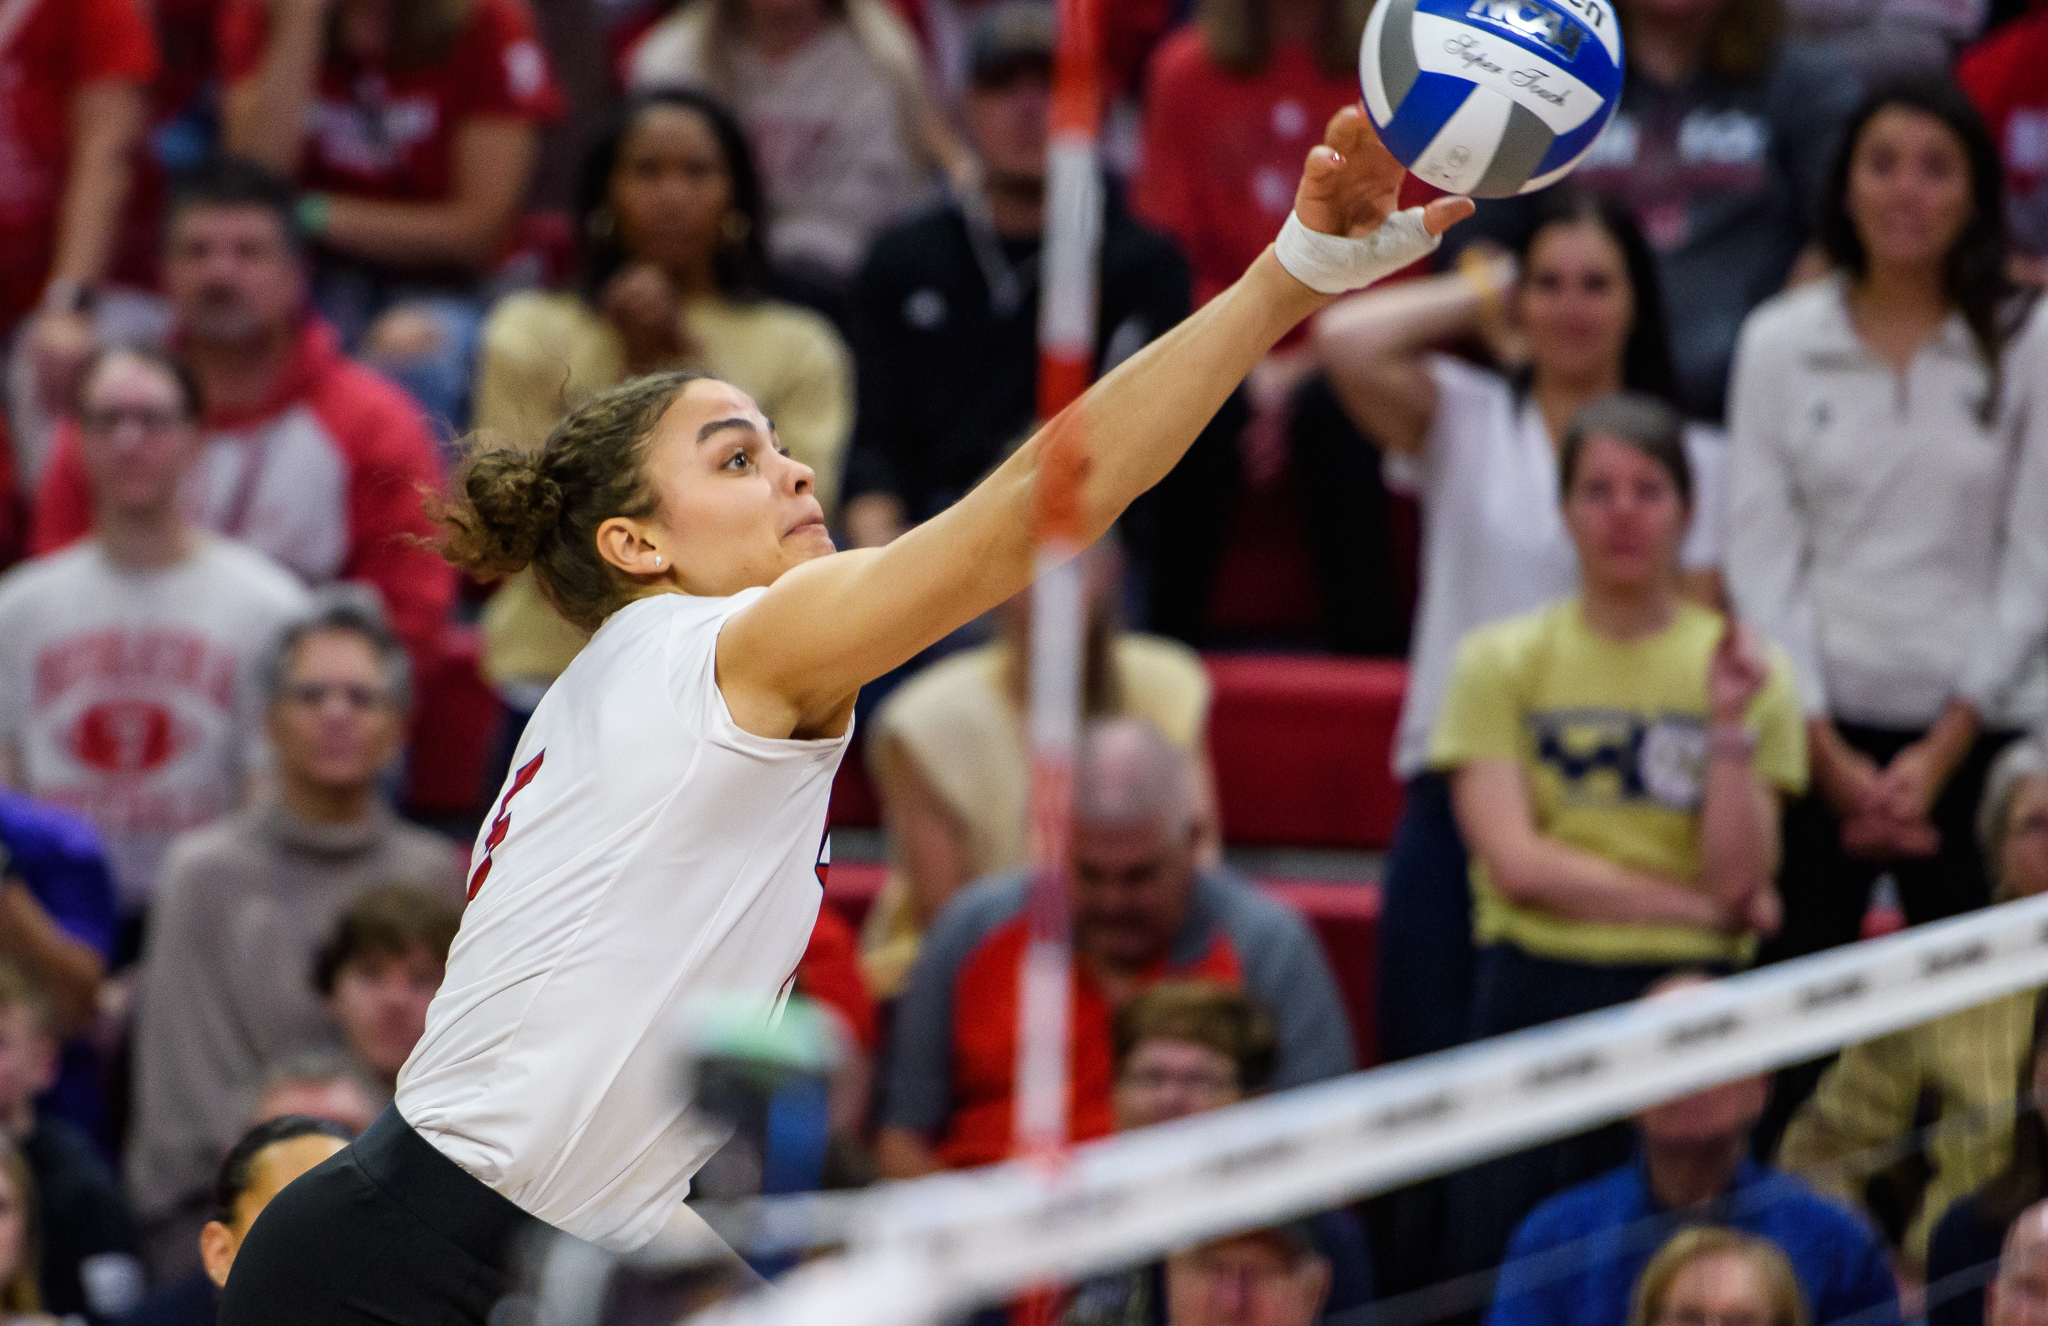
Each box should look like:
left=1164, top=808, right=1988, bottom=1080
left=1131, top=0, right=1412, bottom=649
left=875, top=716, right=1353, bottom=1177
left=29, top=159, right=454, bottom=678
left=217, top=0, right=565, bottom=432
left=0, top=0, right=158, bottom=482
left=1133, top=0, right=1362, bottom=313
left=1959, top=13, right=2048, bottom=286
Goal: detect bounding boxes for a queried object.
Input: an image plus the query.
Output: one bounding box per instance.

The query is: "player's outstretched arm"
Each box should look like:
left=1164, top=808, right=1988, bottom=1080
left=720, top=110, right=1471, bottom=737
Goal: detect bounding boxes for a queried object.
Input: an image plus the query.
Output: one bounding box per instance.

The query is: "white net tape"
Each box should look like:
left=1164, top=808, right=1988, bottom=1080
left=662, top=892, right=2048, bottom=1326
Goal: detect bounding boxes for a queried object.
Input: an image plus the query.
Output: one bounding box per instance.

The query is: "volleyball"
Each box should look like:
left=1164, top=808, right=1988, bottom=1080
left=1360, top=0, right=1624, bottom=198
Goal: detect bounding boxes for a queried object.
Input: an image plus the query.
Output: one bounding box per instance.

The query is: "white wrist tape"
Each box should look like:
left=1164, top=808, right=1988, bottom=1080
left=1275, top=207, right=1440, bottom=295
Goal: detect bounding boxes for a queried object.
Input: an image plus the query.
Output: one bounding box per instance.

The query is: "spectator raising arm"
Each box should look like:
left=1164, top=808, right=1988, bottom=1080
left=217, top=0, right=327, bottom=180
left=1313, top=252, right=1519, bottom=458
left=27, top=79, right=148, bottom=416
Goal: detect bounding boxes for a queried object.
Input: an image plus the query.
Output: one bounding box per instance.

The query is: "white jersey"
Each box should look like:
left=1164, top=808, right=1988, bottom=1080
left=0, top=535, right=309, bottom=909
left=395, top=590, right=849, bottom=1251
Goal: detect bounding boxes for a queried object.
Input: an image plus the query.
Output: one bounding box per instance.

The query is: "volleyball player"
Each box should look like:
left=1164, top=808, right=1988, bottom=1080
left=216, top=108, right=1471, bottom=1324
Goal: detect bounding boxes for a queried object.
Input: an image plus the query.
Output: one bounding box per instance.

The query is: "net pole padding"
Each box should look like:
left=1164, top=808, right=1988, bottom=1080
left=1014, top=0, right=1106, bottom=1179
left=686, top=893, right=2048, bottom=1326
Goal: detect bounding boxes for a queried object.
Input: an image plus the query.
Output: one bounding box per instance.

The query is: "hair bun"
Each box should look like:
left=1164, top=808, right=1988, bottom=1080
left=433, top=447, right=565, bottom=579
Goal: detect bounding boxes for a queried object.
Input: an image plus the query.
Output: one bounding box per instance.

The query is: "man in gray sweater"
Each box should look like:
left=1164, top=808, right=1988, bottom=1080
left=125, top=589, right=462, bottom=1280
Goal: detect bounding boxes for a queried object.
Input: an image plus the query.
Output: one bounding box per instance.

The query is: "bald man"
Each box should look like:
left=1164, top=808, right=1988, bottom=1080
left=877, top=717, right=1353, bottom=1178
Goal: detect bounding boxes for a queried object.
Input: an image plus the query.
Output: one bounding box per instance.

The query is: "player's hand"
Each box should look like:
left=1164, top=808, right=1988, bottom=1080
left=1293, top=106, right=1473, bottom=242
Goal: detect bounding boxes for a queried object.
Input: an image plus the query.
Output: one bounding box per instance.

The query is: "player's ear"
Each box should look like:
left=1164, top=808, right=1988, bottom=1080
left=595, top=517, right=665, bottom=579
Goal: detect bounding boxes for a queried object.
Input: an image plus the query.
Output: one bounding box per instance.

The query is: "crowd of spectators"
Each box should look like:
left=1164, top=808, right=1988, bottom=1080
left=0, top=0, right=2042, bottom=1322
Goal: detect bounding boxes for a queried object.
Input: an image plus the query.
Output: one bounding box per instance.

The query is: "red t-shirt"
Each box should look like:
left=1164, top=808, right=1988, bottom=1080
left=1133, top=30, right=1361, bottom=310
left=1958, top=12, right=2048, bottom=258
left=0, top=0, right=159, bottom=326
left=217, top=0, right=565, bottom=203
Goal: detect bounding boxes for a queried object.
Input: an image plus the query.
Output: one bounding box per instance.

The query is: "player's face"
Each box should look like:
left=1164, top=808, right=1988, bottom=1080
left=609, top=104, right=736, bottom=277
left=1846, top=106, right=1974, bottom=276
left=1561, top=434, right=1688, bottom=597
left=1520, top=219, right=1634, bottom=394
left=635, top=379, right=834, bottom=595
left=76, top=354, right=201, bottom=518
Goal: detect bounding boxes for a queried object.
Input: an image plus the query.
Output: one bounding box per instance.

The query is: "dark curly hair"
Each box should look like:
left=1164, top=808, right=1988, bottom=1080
left=431, top=370, right=709, bottom=631
left=1820, top=78, right=2024, bottom=426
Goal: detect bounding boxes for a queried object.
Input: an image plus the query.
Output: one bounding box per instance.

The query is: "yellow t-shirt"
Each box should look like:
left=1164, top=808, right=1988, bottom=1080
left=1429, top=598, right=1807, bottom=966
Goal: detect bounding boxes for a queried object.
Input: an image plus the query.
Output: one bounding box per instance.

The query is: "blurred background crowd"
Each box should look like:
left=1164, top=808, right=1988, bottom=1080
left=0, top=0, right=2045, bottom=1321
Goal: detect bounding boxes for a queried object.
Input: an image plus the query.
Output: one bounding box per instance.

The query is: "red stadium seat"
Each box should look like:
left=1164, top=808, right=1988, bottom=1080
left=1204, top=655, right=1407, bottom=850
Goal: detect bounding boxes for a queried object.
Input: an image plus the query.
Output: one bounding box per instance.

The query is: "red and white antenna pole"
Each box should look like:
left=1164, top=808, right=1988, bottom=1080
left=1013, top=0, right=1104, bottom=1172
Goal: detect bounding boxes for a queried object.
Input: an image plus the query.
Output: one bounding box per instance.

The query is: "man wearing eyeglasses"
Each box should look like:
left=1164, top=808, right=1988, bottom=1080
left=125, top=588, right=461, bottom=1283
left=0, top=346, right=309, bottom=925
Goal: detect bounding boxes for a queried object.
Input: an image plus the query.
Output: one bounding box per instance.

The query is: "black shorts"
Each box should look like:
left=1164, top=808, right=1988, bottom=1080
left=218, top=1105, right=551, bottom=1326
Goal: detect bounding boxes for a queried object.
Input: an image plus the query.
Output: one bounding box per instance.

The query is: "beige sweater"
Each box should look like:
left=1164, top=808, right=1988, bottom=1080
left=126, top=800, right=461, bottom=1239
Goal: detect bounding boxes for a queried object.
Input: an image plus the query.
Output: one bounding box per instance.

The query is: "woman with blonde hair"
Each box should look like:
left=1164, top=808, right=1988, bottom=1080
left=1629, top=1228, right=1809, bottom=1326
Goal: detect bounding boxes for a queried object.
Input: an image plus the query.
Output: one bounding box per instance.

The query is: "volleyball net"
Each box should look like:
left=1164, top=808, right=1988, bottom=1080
left=526, top=891, right=2048, bottom=1326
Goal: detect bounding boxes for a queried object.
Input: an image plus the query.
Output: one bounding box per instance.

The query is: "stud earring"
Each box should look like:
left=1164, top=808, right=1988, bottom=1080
left=653, top=556, right=664, bottom=569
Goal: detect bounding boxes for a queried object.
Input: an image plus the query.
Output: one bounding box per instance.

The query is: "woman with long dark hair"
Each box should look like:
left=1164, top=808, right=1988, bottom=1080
left=473, top=88, right=852, bottom=751
left=1727, top=78, right=2048, bottom=961
left=1316, top=189, right=1726, bottom=1069
left=627, top=0, right=953, bottom=292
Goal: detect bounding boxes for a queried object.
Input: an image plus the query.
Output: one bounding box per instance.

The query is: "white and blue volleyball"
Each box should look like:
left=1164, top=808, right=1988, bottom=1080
left=1361, top=0, right=1624, bottom=198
